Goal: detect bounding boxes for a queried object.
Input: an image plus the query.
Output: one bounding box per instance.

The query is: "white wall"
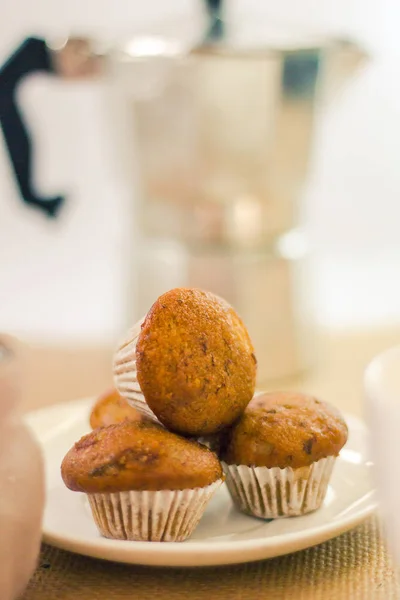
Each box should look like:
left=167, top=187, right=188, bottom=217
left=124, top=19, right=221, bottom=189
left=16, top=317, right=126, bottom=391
left=0, top=0, right=398, bottom=343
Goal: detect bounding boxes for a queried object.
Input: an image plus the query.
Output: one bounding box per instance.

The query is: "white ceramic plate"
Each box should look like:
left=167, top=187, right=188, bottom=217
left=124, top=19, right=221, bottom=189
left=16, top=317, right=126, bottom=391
left=25, top=397, right=377, bottom=567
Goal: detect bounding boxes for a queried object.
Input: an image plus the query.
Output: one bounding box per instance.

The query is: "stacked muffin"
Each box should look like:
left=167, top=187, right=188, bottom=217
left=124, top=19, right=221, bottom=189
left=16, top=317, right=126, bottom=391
left=61, top=287, right=348, bottom=542
left=89, top=388, right=145, bottom=429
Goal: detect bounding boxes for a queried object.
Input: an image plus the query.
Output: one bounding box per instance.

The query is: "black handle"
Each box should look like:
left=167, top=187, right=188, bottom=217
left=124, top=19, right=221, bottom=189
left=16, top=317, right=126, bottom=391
left=204, top=0, right=224, bottom=42
left=0, top=37, right=64, bottom=217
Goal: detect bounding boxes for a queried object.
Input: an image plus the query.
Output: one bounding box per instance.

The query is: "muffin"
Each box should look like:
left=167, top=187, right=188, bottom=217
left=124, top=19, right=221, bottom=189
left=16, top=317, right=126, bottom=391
left=61, top=419, right=223, bottom=542
left=220, top=391, right=348, bottom=519
left=89, top=388, right=144, bottom=429
left=113, top=288, right=257, bottom=436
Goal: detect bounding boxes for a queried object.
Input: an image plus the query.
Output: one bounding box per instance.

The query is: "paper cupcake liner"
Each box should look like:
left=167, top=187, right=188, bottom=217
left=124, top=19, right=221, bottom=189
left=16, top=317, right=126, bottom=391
left=87, top=479, right=223, bottom=542
left=113, top=318, right=159, bottom=423
left=222, top=456, right=336, bottom=519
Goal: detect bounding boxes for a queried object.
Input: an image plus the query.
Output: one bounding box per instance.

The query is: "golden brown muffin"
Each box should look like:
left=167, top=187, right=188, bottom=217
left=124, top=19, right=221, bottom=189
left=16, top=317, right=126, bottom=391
left=61, top=419, right=223, bottom=493
left=221, top=391, right=348, bottom=469
left=135, top=288, right=257, bottom=436
left=89, top=388, right=144, bottom=429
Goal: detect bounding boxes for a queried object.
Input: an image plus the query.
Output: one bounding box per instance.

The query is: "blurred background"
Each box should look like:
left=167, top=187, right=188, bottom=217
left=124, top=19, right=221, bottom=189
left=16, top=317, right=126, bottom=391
left=0, top=0, right=398, bottom=395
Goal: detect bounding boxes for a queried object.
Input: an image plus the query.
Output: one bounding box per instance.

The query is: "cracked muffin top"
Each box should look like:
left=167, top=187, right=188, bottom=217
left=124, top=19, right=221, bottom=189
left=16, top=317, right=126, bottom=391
left=220, top=391, right=348, bottom=469
left=135, top=288, right=257, bottom=437
left=61, top=419, right=223, bottom=493
left=89, top=388, right=145, bottom=429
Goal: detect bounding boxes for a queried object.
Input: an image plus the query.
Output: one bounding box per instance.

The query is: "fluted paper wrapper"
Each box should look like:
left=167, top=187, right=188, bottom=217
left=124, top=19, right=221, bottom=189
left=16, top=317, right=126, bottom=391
left=87, top=479, right=222, bottom=542
left=113, top=318, right=159, bottom=422
left=223, top=456, right=336, bottom=519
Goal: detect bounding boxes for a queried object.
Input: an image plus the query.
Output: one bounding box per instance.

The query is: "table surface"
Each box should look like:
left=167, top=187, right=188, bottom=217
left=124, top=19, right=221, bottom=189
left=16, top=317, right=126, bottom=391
left=21, top=328, right=400, bottom=599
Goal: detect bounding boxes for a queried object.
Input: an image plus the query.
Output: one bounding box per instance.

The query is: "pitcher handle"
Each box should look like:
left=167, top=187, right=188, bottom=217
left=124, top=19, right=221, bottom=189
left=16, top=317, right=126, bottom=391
left=0, top=37, right=65, bottom=218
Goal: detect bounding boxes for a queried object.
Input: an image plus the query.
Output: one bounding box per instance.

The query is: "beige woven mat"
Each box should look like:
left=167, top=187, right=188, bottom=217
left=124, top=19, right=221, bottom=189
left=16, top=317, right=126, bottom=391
left=21, top=516, right=399, bottom=600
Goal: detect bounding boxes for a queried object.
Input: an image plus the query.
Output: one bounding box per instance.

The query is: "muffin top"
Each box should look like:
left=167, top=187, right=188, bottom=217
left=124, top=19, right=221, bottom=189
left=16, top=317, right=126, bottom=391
left=221, top=391, right=348, bottom=469
left=89, top=388, right=144, bottom=430
left=61, top=420, right=223, bottom=493
left=135, top=288, right=257, bottom=436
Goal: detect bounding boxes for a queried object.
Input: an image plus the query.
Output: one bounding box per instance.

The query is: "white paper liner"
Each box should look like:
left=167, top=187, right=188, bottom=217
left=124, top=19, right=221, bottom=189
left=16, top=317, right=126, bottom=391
left=222, top=456, right=336, bottom=519
left=87, top=479, right=223, bottom=542
left=113, top=318, right=160, bottom=423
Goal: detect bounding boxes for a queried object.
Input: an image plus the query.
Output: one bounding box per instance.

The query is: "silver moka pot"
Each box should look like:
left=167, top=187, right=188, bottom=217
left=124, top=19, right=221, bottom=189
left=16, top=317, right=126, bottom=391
left=0, top=8, right=367, bottom=383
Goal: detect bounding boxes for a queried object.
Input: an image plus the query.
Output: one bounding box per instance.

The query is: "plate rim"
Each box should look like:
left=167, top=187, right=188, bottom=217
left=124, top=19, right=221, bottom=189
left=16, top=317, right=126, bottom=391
left=26, top=398, right=378, bottom=567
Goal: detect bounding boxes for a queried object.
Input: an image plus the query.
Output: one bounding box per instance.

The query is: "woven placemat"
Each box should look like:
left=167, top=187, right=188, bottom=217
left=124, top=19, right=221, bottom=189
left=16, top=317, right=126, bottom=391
left=21, top=516, right=399, bottom=600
